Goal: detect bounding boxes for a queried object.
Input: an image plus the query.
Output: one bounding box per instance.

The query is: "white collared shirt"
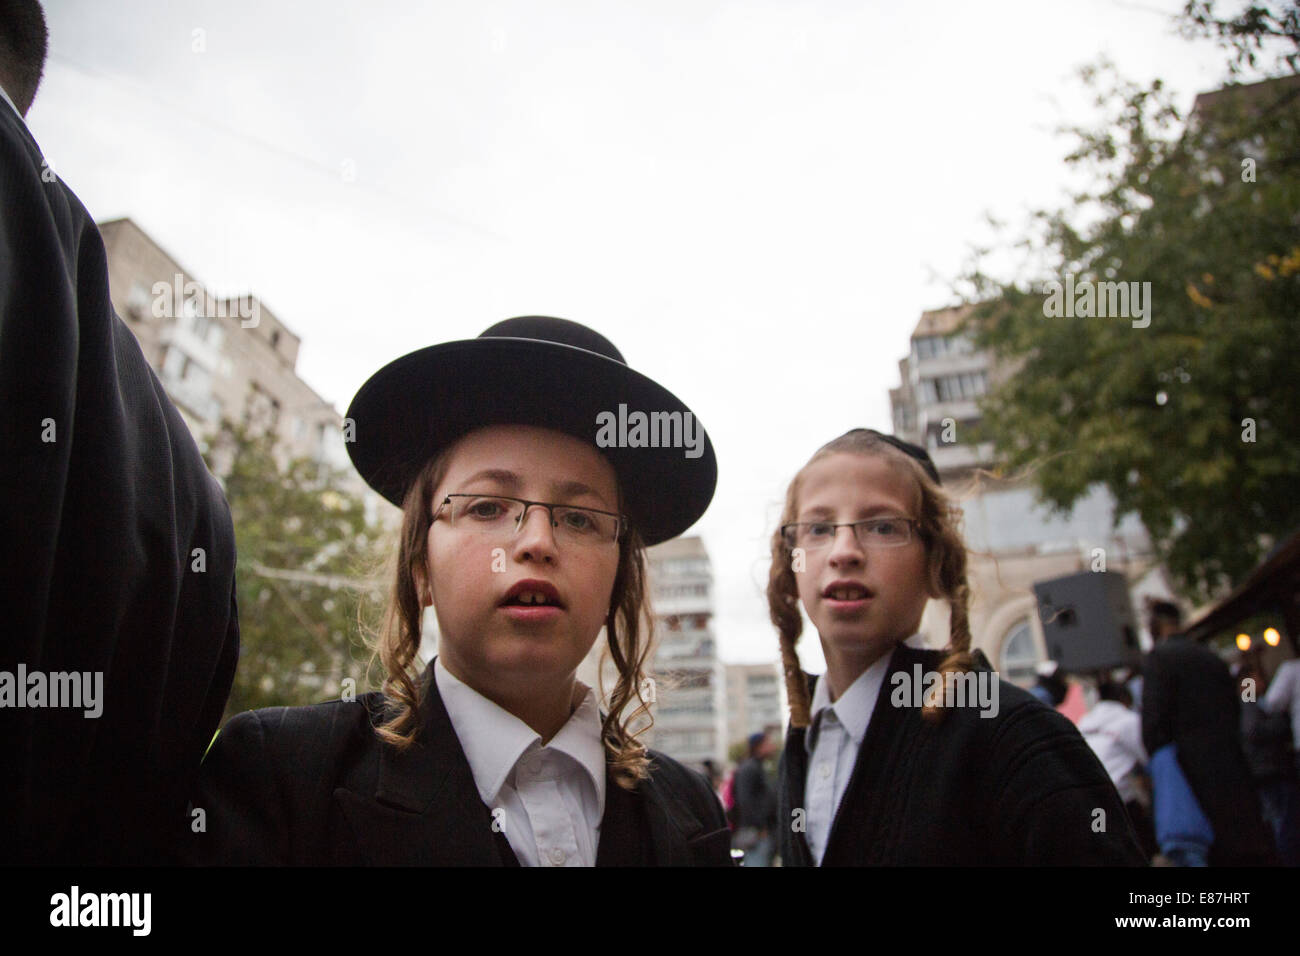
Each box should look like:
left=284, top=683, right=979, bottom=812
left=434, top=657, right=606, bottom=867
left=803, top=652, right=892, bottom=865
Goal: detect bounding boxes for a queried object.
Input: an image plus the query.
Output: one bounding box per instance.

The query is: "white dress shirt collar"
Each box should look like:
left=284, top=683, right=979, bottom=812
left=806, top=649, right=894, bottom=751
left=434, top=656, right=606, bottom=813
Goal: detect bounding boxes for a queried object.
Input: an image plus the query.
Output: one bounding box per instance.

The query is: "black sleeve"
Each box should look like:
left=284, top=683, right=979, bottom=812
left=987, top=704, right=1148, bottom=865
left=0, top=104, right=239, bottom=864
left=177, top=711, right=291, bottom=865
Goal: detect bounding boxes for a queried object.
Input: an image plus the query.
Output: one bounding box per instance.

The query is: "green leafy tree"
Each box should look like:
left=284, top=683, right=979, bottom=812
left=203, top=420, right=389, bottom=718
left=958, top=19, right=1300, bottom=603
left=1177, top=1, right=1299, bottom=76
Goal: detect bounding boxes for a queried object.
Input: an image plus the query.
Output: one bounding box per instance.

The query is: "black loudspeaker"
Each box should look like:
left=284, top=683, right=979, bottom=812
left=1032, top=570, right=1141, bottom=673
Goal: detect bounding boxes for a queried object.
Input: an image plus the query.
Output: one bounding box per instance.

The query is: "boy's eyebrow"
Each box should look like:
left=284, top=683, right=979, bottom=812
left=552, top=479, right=612, bottom=509
left=457, top=471, right=612, bottom=509
left=796, top=503, right=908, bottom=520
left=460, top=469, right=520, bottom=489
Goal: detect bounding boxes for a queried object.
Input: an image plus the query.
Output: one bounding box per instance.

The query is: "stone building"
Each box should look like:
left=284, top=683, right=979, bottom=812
left=725, top=661, right=785, bottom=756
left=98, top=217, right=378, bottom=512
left=889, top=306, right=1178, bottom=684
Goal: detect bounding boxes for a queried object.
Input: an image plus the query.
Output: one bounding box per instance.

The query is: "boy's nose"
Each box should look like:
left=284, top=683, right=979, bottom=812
left=827, top=524, right=865, bottom=565
left=511, top=504, right=559, bottom=561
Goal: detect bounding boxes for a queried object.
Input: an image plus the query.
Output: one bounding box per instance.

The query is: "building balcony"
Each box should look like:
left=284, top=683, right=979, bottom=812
left=910, top=352, right=989, bottom=381
left=916, top=400, right=981, bottom=428
left=930, top=442, right=996, bottom=472
left=158, top=319, right=224, bottom=374
left=651, top=596, right=713, bottom=617
left=159, top=368, right=222, bottom=425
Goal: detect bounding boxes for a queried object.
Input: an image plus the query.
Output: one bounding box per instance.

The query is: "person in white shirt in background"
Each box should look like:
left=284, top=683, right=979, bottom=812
left=1080, top=680, right=1156, bottom=860
left=1262, top=657, right=1300, bottom=771
left=1258, top=655, right=1300, bottom=865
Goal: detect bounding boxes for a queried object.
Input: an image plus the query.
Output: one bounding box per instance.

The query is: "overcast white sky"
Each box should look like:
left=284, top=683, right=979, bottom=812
left=29, top=0, right=1250, bottom=668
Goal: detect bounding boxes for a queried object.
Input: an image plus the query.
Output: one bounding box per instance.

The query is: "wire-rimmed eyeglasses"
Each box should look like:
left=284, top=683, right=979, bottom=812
left=433, top=494, right=625, bottom=546
left=780, top=516, right=919, bottom=551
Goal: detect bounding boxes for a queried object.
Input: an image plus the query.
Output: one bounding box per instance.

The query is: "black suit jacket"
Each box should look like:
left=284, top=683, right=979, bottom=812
left=778, top=644, right=1147, bottom=866
left=181, top=666, right=734, bottom=866
left=0, top=99, right=239, bottom=863
left=1142, top=636, right=1276, bottom=865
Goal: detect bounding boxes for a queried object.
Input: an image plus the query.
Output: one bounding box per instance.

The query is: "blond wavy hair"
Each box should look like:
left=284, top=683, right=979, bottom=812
left=767, top=430, right=973, bottom=728
left=369, top=446, right=655, bottom=789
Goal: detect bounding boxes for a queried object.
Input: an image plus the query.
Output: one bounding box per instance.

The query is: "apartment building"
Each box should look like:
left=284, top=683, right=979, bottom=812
left=98, top=218, right=375, bottom=508
left=724, top=661, right=785, bottom=755
left=889, top=306, right=1177, bottom=684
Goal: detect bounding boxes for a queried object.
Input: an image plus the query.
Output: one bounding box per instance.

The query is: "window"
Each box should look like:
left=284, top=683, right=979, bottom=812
left=1000, top=620, right=1040, bottom=688
left=925, top=372, right=987, bottom=404
left=948, top=333, right=973, bottom=355
left=959, top=371, right=987, bottom=398
left=126, top=282, right=151, bottom=319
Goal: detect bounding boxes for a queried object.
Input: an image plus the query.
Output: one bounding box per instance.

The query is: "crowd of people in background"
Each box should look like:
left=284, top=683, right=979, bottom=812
left=710, top=599, right=1299, bottom=867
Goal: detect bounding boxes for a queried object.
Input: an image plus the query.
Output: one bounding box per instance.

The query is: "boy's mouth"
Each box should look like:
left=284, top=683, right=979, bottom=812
left=499, top=579, right=566, bottom=610
left=821, top=581, right=874, bottom=611
left=822, top=580, right=873, bottom=602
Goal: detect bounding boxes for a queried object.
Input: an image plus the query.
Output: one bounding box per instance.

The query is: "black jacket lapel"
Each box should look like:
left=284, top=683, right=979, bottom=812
left=595, top=770, right=650, bottom=865
left=334, top=666, right=727, bottom=866
left=333, top=667, right=505, bottom=865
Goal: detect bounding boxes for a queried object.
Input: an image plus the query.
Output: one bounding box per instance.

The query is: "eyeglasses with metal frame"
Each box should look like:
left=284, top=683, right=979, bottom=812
left=780, top=516, right=919, bottom=551
left=433, top=494, right=626, bottom=545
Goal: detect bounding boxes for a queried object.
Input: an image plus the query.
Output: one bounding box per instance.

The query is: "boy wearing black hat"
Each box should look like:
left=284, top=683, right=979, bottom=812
left=182, top=317, right=732, bottom=866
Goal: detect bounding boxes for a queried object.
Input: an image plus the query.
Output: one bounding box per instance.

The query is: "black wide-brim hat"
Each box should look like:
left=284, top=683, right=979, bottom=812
left=345, top=316, right=717, bottom=546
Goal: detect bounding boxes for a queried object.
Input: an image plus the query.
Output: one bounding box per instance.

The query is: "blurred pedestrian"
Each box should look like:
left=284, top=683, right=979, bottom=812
left=1080, top=681, right=1157, bottom=859
left=731, top=730, right=778, bottom=865
left=1248, top=654, right=1300, bottom=866
left=701, top=758, right=722, bottom=796
left=1029, top=660, right=1068, bottom=708
left=1262, top=655, right=1300, bottom=774
left=1141, top=602, right=1276, bottom=865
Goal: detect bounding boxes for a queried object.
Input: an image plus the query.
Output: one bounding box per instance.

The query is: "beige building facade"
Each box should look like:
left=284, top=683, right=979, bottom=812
left=890, top=306, right=1178, bottom=684
left=575, top=535, right=727, bottom=773
left=725, top=661, right=785, bottom=756
left=99, top=218, right=383, bottom=516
